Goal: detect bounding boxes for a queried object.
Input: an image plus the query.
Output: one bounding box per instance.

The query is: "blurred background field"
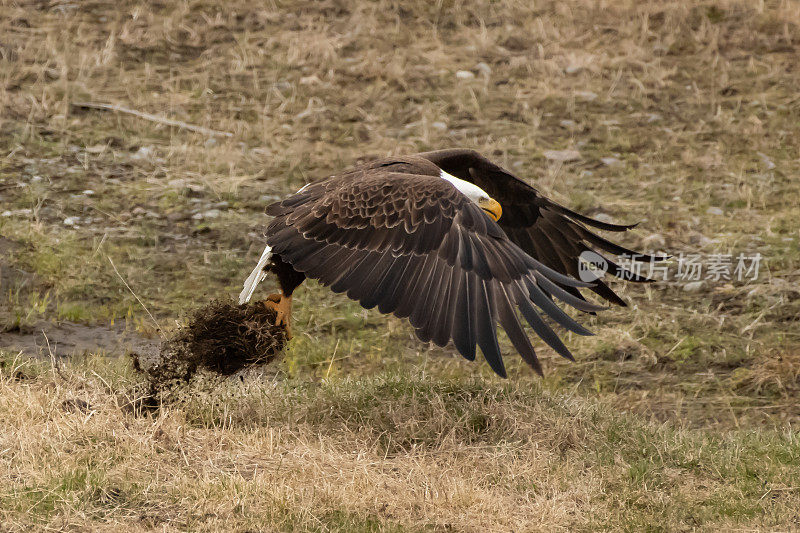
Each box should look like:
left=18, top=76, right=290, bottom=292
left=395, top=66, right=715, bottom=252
left=1, top=0, right=799, bottom=530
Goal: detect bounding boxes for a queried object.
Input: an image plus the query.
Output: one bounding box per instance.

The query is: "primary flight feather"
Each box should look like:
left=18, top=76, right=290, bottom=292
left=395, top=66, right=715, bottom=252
left=240, top=149, right=661, bottom=377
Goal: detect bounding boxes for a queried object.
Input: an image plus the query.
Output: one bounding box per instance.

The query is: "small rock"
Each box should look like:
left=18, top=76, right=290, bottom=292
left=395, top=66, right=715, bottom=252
left=63, top=216, right=79, bottom=226
left=756, top=152, right=776, bottom=170
left=131, top=146, right=155, bottom=161
left=30, top=175, right=43, bottom=183
left=706, top=206, right=724, bottom=216
left=82, top=189, right=95, bottom=196
left=600, top=156, right=622, bottom=167
left=131, top=207, right=147, bottom=216
left=688, top=232, right=714, bottom=247
left=640, top=164, right=656, bottom=177
left=250, top=147, right=273, bottom=157
left=652, top=43, right=668, bottom=55
left=455, top=70, right=476, bottom=80
left=192, top=209, right=221, bottom=220
left=575, top=91, right=598, bottom=101
left=211, top=201, right=229, bottom=209
left=565, top=65, right=582, bottom=75
left=592, top=213, right=614, bottom=224
left=258, top=194, right=282, bottom=203
left=559, top=119, right=577, bottom=129
left=431, top=121, right=448, bottom=131
left=543, top=149, right=581, bottom=162
left=204, top=137, right=218, bottom=148
left=683, top=281, right=705, bottom=293
left=167, top=212, right=191, bottom=222
left=299, top=75, right=321, bottom=85
left=475, top=62, right=492, bottom=76
left=642, top=233, right=666, bottom=248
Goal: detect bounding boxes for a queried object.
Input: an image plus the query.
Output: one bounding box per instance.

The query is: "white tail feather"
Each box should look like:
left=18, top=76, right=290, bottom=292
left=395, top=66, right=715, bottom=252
left=239, top=245, right=273, bottom=304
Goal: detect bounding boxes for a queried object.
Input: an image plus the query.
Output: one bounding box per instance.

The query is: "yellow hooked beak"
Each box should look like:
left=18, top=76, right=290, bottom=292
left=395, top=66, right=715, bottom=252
left=479, top=197, right=503, bottom=221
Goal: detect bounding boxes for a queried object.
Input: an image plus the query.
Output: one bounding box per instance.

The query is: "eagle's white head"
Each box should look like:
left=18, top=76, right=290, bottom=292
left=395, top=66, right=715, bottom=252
left=439, top=170, right=503, bottom=221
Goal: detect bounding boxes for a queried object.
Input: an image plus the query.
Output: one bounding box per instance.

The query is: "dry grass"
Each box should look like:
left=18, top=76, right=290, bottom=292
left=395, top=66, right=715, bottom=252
left=1, top=0, right=800, bottom=530
left=2, top=356, right=799, bottom=532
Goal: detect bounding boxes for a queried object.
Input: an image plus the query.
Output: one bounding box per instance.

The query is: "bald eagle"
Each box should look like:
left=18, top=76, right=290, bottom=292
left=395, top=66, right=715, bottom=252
left=240, top=149, right=660, bottom=377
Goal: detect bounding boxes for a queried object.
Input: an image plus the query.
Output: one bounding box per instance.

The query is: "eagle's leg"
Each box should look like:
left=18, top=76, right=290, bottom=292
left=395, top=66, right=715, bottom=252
left=263, top=292, right=293, bottom=336
left=262, top=254, right=305, bottom=340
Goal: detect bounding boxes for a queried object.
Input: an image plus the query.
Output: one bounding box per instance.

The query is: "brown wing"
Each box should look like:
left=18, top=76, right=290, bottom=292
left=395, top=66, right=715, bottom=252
left=265, top=168, right=600, bottom=377
left=418, top=149, right=663, bottom=307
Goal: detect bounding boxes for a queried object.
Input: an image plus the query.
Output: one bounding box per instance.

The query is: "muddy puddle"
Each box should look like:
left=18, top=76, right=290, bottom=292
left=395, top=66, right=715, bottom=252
left=0, top=320, right=159, bottom=359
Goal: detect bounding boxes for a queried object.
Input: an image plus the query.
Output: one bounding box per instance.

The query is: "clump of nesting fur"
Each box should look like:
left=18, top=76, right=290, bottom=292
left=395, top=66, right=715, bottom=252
left=132, top=298, right=287, bottom=407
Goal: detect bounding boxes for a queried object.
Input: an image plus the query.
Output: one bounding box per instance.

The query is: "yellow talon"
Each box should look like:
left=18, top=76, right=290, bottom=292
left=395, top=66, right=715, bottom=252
left=263, top=293, right=293, bottom=339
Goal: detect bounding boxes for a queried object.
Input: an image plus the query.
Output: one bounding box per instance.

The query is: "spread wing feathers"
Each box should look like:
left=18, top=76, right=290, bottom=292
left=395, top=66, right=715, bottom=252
left=418, top=149, right=667, bottom=307
left=265, top=170, right=597, bottom=377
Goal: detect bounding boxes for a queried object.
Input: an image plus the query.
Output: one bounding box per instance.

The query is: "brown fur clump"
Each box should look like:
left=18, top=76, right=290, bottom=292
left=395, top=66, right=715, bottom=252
left=184, top=299, right=287, bottom=374
left=133, top=299, right=287, bottom=400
